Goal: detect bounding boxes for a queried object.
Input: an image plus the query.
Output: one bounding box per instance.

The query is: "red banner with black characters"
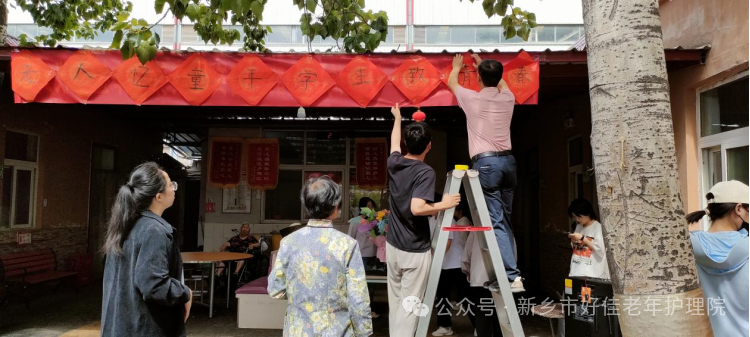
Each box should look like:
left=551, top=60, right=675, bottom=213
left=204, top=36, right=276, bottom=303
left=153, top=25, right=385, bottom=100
left=502, top=51, right=540, bottom=104
left=355, top=138, right=388, bottom=190
left=209, top=138, right=243, bottom=187
left=246, top=138, right=279, bottom=191
left=10, top=49, right=539, bottom=106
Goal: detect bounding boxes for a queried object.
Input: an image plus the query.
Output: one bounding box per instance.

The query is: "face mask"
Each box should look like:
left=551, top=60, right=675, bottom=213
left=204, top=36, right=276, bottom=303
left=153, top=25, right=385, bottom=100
left=740, top=214, right=748, bottom=232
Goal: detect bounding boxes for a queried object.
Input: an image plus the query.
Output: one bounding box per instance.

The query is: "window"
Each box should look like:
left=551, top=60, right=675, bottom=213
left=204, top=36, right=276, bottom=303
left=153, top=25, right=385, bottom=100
left=476, top=27, right=500, bottom=44
left=698, top=74, right=749, bottom=229
left=265, top=131, right=304, bottom=164
left=81, top=30, right=115, bottom=42
left=535, top=26, right=556, bottom=42
left=306, top=132, right=346, bottom=165
left=267, top=26, right=293, bottom=44
left=415, top=24, right=584, bottom=46
left=15, top=25, right=38, bottom=38
left=262, top=131, right=389, bottom=223
left=1, top=131, right=39, bottom=229
left=555, top=26, right=582, bottom=43
left=292, top=26, right=305, bottom=44
left=699, top=77, right=749, bottom=137
left=384, top=26, right=395, bottom=44
left=451, top=27, right=475, bottom=44
left=386, top=26, right=408, bottom=44
left=264, top=170, right=303, bottom=221
left=426, top=26, right=450, bottom=44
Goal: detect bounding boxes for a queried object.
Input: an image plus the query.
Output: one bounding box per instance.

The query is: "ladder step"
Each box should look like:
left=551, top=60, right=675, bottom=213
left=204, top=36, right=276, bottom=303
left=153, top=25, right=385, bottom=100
left=442, top=226, right=491, bottom=232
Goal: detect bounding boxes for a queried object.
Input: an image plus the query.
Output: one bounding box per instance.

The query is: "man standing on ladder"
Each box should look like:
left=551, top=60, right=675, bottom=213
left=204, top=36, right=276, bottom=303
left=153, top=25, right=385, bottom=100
left=386, top=104, right=461, bottom=336
left=447, top=54, right=524, bottom=293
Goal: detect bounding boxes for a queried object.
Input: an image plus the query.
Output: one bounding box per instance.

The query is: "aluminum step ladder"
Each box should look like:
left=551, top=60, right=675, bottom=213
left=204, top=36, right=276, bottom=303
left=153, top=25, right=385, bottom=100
left=416, top=167, right=525, bottom=337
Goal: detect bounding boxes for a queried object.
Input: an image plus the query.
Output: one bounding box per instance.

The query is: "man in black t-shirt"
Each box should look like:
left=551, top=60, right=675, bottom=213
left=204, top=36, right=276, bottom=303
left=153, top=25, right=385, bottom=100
left=386, top=103, right=461, bottom=336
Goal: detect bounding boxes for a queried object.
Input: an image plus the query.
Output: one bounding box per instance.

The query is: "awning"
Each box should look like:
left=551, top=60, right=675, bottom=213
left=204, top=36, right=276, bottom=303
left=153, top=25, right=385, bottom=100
left=8, top=48, right=540, bottom=107
left=3, top=46, right=705, bottom=108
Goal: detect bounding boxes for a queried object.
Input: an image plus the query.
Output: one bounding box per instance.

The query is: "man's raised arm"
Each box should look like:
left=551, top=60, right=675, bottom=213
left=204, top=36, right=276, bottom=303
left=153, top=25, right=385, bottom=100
left=447, top=54, right=464, bottom=93
left=390, top=103, right=402, bottom=154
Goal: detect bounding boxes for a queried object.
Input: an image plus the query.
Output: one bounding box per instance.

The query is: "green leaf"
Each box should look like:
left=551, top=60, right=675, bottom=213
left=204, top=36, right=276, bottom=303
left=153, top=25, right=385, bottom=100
left=517, top=25, right=528, bottom=41
left=306, top=0, right=317, bottom=12
left=117, top=11, right=130, bottom=22
left=19, top=34, right=29, bottom=46
left=241, top=0, right=252, bottom=13
left=155, top=0, right=167, bottom=13
left=221, top=0, right=234, bottom=12
left=231, top=0, right=243, bottom=14
left=186, top=3, right=199, bottom=20
left=527, top=13, right=537, bottom=27
left=266, top=26, right=273, bottom=33
left=512, top=7, right=522, bottom=15
left=250, top=0, right=263, bottom=18
left=121, top=40, right=134, bottom=59
left=493, top=2, right=507, bottom=16
left=110, top=30, right=124, bottom=49
left=112, top=21, right=129, bottom=31
left=136, top=42, right=151, bottom=64
left=155, top=33, right=161, bottom=45
left=138, top=19, right=148, bottom=26
left=504, top=25, right=516, bottom=40
left=482, top=0, right=495, bottom=18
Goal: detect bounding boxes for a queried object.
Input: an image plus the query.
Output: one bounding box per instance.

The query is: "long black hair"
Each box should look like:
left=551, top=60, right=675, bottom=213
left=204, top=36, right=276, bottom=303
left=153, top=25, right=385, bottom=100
left=103, top=162, right=167, bottom=255
left=358, top=197, right=376, bottom=210
left=686, top=192, right=749, bottom=224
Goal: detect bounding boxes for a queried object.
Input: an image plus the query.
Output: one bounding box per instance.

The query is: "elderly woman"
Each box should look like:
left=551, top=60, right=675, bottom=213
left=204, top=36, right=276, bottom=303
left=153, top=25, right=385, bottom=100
left=268, top=176, right=373, bottom=336
left=216, top=223, right=259, bottom=277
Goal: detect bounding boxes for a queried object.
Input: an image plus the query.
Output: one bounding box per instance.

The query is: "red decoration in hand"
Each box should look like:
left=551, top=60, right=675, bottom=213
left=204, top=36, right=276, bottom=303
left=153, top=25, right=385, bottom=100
left=412, top=109, right=426, bottom=122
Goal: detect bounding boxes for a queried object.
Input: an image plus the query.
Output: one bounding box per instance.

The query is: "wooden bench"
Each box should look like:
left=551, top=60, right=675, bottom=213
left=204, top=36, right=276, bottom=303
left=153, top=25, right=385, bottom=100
left=0, top=249, right=78, bottom=308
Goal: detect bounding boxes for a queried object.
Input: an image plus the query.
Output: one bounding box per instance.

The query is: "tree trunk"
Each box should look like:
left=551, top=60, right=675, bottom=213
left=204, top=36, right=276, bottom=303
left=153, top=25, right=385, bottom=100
left=582, top=0, right=712, bottom=335
left=0, top=0, right=6, bottom=46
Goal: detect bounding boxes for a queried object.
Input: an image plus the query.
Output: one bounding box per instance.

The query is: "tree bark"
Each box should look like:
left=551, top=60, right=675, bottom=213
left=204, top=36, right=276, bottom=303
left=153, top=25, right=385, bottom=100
left=0, top=0, right=7, bottom=46
left=583, top=0, right=712, bottom=335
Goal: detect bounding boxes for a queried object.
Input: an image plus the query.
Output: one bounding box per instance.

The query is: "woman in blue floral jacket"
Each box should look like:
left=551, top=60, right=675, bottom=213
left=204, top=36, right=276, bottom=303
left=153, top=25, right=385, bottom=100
left=268, top=175, right=373, bottom=337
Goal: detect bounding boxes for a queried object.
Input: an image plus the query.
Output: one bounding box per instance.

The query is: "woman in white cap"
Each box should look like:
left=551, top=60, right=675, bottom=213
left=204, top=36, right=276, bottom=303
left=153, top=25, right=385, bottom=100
left=686, top=180, right=749, bottom=336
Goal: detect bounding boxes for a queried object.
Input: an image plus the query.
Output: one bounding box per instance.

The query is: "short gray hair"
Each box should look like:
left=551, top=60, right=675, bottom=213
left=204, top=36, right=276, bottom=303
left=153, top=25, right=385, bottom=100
left=301, top=176, right=341, bottom=219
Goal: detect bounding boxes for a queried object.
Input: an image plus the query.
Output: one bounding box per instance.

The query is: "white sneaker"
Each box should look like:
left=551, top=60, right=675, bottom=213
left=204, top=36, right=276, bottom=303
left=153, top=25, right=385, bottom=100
left=474, top=329, right=478, bottom=336
left=432, top=326, right=454, bottom=336
left=510, top=277, right=525, bottom=293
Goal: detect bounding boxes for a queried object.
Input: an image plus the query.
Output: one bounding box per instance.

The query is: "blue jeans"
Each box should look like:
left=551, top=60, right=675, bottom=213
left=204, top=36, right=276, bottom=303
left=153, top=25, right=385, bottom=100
left=473, top=155, right=520, bottom=281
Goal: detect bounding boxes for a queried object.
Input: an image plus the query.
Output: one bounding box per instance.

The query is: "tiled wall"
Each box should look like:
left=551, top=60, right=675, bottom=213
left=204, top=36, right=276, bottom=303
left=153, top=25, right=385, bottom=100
left=202, top=222, right=350, bottom=252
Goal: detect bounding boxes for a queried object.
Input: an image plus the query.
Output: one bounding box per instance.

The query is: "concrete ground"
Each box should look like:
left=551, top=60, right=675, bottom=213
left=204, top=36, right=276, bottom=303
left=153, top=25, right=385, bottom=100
left=0, top=283, right=552, bottom=336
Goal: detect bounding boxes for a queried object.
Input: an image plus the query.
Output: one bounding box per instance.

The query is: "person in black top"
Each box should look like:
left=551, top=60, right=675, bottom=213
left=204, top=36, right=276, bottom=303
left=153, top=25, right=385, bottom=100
left=101, top=162, right=192, bottom=337
left=385, top=103, right=461, bottom=336
left=216, top=223, right=259, bottom=276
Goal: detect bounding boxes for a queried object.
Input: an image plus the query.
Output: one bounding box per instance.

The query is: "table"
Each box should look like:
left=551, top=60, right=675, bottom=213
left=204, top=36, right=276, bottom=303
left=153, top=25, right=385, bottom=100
left=181, top=252, right=253, bottom=318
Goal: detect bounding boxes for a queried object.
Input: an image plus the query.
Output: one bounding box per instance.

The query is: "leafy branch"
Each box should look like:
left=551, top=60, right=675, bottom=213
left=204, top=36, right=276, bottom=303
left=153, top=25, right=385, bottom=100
left=12, top=0, right=534, bottom=63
